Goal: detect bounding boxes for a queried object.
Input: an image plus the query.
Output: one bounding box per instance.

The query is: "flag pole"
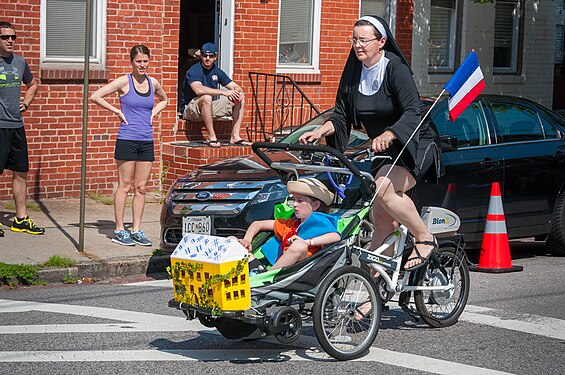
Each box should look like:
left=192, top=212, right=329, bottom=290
left=370, top=89, right=446, bottom=206
left=79, top=0, right=93, bottom=252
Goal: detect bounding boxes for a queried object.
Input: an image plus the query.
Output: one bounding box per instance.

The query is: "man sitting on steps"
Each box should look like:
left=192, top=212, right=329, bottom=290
left=180, top=42, right=250, bottom=147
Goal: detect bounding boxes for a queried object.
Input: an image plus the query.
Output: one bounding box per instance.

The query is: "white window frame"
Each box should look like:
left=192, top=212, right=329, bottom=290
left=428, top=0, right=457, bottom=72
left=40, top=0, right=106, bottom=66
left=276, top=0, right=321, bottom=74
left=493, top=0, right=521, bottom=74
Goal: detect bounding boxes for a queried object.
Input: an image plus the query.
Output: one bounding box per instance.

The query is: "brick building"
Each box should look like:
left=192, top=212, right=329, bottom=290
left=0, top=0, right=559, bottom=200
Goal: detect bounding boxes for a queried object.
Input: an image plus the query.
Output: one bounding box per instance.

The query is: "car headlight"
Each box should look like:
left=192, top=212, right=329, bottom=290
left=249, top=183, right=288, bottom=206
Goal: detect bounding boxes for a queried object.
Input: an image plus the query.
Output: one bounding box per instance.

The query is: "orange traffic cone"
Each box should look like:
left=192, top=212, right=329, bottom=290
left=441, top=183, right=456, bottom=211
left=470, top=182, right=523, bottom=273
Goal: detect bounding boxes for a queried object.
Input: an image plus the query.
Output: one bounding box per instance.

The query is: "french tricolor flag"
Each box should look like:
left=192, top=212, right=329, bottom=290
left=444, top=50, right=486, bottom=122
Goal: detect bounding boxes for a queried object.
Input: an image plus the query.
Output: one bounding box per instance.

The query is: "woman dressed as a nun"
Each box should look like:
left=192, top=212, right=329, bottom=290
left=300, top=15, right=443, bottom=276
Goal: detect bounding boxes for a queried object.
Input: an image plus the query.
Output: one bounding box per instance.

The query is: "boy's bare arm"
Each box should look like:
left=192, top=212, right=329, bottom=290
left=238, top=220, right=275, bottom=251
left=308, top=232, right=341, bottom=247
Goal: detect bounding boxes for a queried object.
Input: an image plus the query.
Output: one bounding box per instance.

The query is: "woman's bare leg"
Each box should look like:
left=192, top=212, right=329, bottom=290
left=115, top=160, right=135, bottom=231
left=131, top=161, right=153, bottom=232
left=372, top=165, right=435, bottom=269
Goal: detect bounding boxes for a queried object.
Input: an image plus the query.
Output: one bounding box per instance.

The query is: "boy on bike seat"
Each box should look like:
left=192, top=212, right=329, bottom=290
left=234, top=178, right=341, bottom=271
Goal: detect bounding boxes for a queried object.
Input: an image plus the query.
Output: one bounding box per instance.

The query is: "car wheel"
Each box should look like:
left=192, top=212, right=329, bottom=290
left=546, top=193, right=565, bottom=256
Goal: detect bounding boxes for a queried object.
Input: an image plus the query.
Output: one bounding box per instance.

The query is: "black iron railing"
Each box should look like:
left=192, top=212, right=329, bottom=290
left=247, top=72, right=320, bottom=142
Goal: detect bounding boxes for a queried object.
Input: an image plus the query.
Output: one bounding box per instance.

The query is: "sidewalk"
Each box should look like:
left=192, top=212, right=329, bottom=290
left=0, top=196, right=169, bottom=282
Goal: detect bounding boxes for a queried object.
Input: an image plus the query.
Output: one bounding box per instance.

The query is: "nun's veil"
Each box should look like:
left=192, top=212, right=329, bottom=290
left=328, top=15, right=413, bottom=150
left=343, top=15, right=412, bottom=74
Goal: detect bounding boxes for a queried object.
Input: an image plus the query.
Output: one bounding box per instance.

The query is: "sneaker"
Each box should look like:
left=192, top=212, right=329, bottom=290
left=0, top=223, right=4, bottom=237
left=130, top=231, right=152, bottom=246
left=11, top=216, right=45, bottom=235
left=112, top=230, right=135, bottom=246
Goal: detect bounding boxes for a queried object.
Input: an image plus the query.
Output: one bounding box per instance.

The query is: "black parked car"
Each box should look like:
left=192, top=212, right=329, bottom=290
left=160, top=95, right=565, bottom=255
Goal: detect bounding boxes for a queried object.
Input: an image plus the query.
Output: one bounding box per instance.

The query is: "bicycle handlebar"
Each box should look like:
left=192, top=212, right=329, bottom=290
left=252, top=142, right=375, bottom=202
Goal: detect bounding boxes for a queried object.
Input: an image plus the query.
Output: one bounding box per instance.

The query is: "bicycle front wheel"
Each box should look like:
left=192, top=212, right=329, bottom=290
left=414, top=245, right=470, bottom=328
left=313, top=266, right=381, bottom=360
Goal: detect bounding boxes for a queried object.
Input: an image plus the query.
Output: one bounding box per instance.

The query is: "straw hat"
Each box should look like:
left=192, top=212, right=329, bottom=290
left=287, top=178, right=335, bottom=206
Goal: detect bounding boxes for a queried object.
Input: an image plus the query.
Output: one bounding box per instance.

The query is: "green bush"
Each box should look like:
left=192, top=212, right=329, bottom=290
left=0, top=263, right=44, bottom=288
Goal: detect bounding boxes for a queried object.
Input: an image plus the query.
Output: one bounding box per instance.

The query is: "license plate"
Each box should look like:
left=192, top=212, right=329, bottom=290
left=182, top=216, right=212, bottom=235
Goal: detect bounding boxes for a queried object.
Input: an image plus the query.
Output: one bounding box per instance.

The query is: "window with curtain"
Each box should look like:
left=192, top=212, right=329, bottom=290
left=278, top=0, right=319, bottom=69
left=360, top=0, right=393, bottom=34
left=360, top=0, right=389, bottom=19
left=493, top=0, right=522, bottom=73
left=42, top=0, right=105, bottom=64
left=428, top=0, right=456, bottom=71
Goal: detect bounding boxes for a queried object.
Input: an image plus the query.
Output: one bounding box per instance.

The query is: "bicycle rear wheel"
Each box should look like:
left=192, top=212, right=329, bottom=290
left=413, top=245, right=470, bottom=328
left=313, top=266, right=380, bottom=360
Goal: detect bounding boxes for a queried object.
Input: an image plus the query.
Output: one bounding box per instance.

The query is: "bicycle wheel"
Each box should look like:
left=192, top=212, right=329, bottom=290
left=313, top=265, right=381, bottom=361
left=414, top=245, right=470, bottom=328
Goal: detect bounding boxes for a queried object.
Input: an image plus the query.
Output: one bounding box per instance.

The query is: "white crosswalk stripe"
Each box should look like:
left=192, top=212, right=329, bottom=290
left=1, top=272, right=562, bottom=375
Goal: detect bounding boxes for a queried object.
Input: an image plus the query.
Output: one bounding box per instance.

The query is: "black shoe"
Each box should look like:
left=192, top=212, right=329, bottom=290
left=11, top=216, right=45, bottom=235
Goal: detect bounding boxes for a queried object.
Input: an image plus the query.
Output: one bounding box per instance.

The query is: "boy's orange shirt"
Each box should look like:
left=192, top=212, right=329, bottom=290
left=273, top=218, right=321, bottom=256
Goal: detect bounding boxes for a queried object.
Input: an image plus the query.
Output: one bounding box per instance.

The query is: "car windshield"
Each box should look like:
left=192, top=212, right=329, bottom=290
left=279, top=110, right=370, bottom=149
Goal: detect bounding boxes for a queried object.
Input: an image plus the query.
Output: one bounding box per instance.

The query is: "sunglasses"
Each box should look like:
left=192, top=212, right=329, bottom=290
left=0, top=34, right=17, bottom=41
left=202, top=53, right=217, bottom=59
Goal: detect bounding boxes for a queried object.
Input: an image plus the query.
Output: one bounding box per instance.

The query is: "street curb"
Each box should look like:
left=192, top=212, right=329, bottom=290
left=37, top=254, right=172, bottom=283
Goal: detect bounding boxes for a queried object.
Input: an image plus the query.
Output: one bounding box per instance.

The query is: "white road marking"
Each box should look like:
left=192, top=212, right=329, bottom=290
left=1, top=297, right=563, bottom=341
left=1, top=292, right=560, bottom=374
left=120, top=279, right=565, bottom=341
left=383, top=303, right=565, bottom=341
left=461, top=305, right=565, bottom=341
left=122, top=279, right=173, bottom=287
left=0, top=298, right=516, bottom=374
left=0, top=299, right=208, bottom=333
left=0, top=348, right=514, bottom=374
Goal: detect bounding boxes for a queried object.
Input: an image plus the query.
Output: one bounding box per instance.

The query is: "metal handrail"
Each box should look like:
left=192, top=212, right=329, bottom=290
left=247, top=72, right=321, bottom=142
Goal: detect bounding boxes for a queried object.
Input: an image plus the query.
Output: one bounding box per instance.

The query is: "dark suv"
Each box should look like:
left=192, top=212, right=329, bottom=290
left=160, top=95, right=565, bottom=255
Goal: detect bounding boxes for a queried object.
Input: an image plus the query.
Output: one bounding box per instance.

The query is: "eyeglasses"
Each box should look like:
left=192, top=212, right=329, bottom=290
left=348, top=37, right=377, bottom=47
left=202, top=53, right=217, bottom=59
left=0, top=34, right=17, bottom=41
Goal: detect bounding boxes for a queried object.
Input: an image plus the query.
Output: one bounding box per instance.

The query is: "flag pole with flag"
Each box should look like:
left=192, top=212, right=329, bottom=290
left=371, top=50, right=486, bottom=200
left=444, top=50, right=486, bottom=121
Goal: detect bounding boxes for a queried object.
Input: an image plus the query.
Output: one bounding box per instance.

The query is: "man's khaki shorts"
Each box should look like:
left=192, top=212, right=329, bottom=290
left=183, top=95, right=233, bottom=121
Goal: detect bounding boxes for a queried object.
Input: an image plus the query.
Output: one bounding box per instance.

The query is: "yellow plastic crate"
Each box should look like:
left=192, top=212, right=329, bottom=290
left=170, top=234, right=250, bottom=311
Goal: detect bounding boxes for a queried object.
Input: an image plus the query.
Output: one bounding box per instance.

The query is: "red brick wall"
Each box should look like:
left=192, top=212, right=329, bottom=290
left=0, top=0, right=180, bottom=200
left=1, top=0, right=414, bottom=200
left=396, top=0, right=414, bottom=64
left=232, top=0, right=358, bottom=113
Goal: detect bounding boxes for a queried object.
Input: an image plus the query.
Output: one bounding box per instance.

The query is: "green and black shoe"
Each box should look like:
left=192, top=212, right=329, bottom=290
left=11, top=216, right=45, bottom=235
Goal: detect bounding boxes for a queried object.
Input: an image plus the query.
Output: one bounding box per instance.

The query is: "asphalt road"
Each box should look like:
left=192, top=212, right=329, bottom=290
left=0, top=239, right=563, bottom=375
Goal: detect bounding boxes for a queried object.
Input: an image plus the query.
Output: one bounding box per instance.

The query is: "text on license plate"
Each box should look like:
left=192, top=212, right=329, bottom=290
left=182, top=216, right=212, bottom=235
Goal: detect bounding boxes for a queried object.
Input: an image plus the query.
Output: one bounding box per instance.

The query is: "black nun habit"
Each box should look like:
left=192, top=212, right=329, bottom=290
left=326, top=15, right=443, bottom=183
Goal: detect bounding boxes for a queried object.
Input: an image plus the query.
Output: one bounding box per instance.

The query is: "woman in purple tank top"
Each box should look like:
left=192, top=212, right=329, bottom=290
left=90, top=45, right=168, bottom=247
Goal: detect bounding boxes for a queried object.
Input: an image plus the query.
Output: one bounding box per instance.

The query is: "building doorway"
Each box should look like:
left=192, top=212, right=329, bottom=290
left=177, top=0, right=233, bottom=112
left=178, top=0, right=214, bottom=112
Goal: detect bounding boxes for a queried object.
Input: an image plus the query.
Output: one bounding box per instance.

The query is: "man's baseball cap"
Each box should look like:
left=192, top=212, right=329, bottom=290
left=201, top=43, right=218, bottom=55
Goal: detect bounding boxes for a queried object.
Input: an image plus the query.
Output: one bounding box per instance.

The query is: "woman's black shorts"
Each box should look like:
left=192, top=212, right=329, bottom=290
left=114, top=139, right=155, bottom=161
left=370, top=142, right=433, bottom=182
